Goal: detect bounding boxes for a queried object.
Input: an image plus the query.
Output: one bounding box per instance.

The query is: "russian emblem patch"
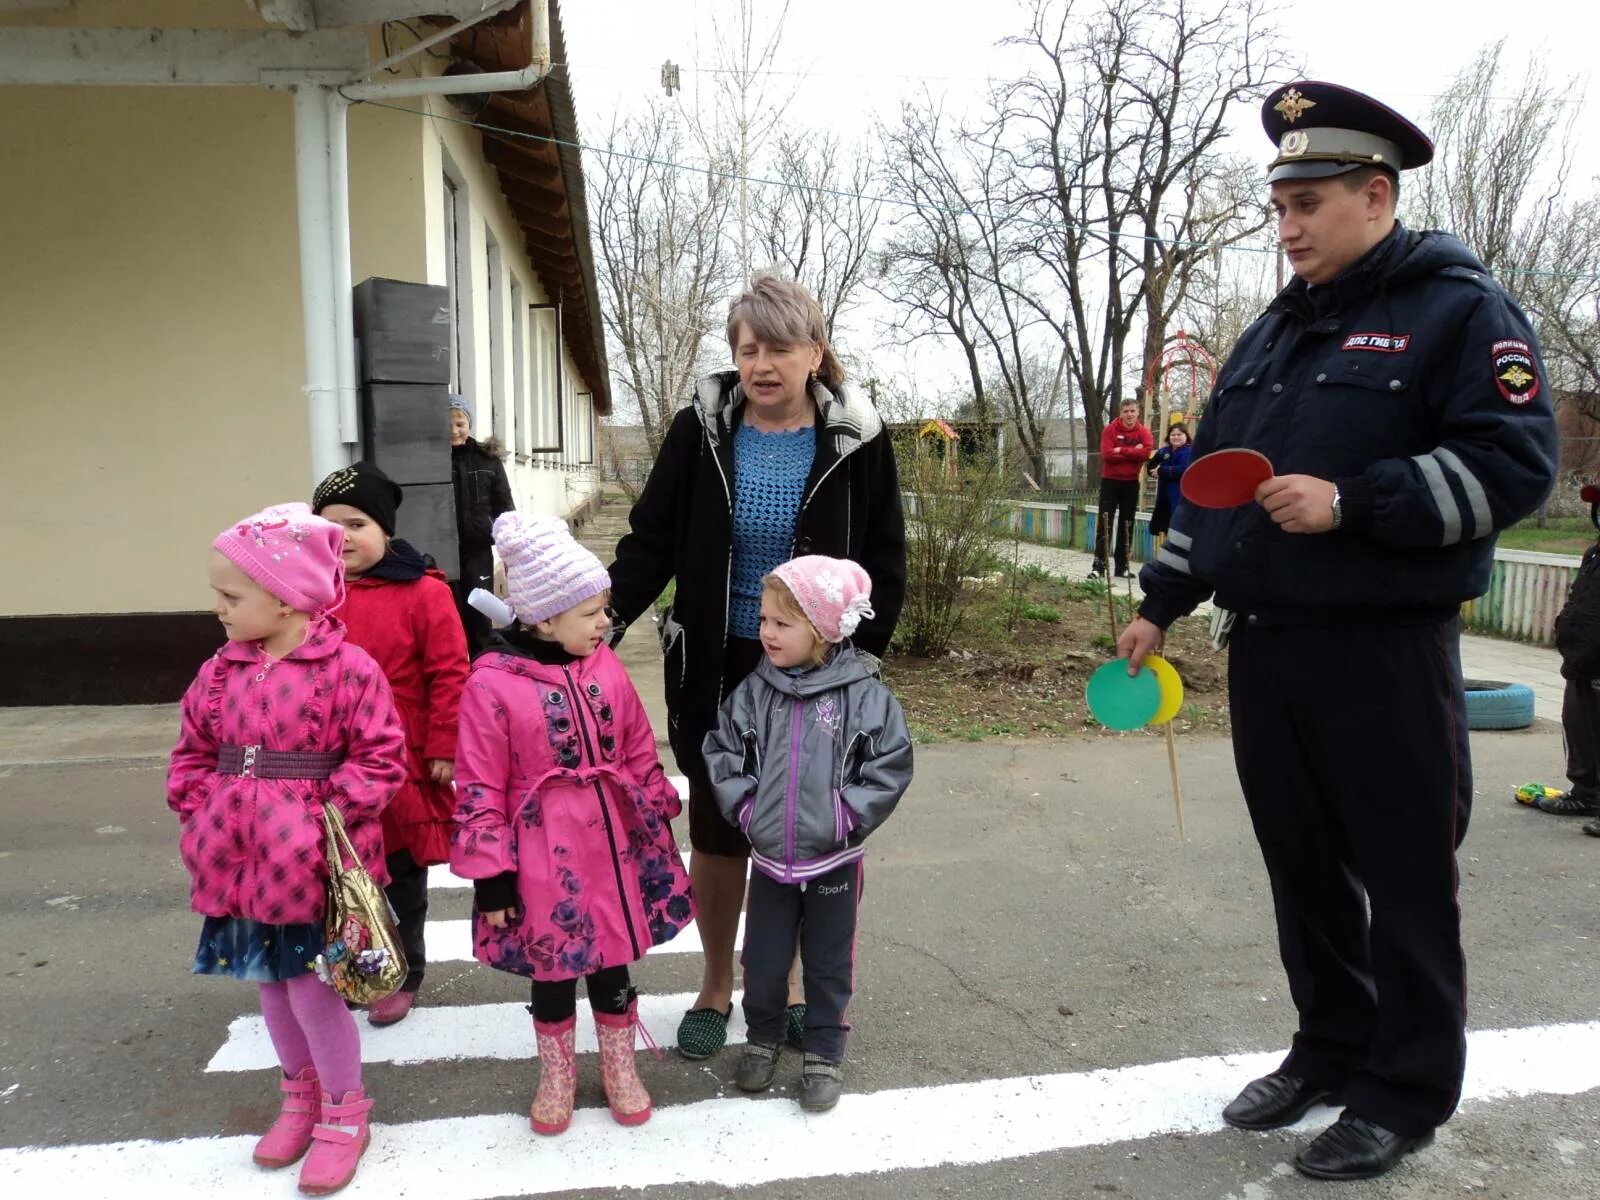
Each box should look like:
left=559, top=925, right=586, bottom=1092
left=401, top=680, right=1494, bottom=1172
left=1491, top=338, right=1540, bottom=405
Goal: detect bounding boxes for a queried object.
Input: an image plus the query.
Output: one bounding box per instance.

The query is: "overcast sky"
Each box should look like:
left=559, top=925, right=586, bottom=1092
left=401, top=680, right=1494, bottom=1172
left=560, top=0, right=1595, bottom=409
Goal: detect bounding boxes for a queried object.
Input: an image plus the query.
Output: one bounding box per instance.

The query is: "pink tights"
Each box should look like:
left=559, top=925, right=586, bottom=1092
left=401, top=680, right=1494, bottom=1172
left=259, top=974, right=362, bottom=1098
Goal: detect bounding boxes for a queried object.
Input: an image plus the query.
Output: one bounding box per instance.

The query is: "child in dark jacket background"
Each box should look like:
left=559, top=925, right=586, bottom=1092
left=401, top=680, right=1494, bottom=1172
left=704, top=555, right=912, bottom=1113
left=313, top=461, right=470, bottom=1025
left=1519, top=482, right=1600, bottom=837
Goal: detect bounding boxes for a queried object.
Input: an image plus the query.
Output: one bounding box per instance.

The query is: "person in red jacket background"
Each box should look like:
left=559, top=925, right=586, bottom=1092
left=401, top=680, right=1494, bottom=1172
left=1091, top=399, right=1154, bottom=579
left=314, top=461, right=470, bottom=1026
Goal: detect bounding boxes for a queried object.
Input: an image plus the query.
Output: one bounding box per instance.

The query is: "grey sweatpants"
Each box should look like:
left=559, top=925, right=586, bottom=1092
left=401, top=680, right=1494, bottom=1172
left=741, top=860, right=863, bottom=1062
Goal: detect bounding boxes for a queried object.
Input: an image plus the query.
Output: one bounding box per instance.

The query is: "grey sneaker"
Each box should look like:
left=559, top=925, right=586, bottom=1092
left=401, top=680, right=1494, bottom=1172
left=735, top=1042, right=781, bottom=1093
left=799, top=1053, right=844, bottom=1112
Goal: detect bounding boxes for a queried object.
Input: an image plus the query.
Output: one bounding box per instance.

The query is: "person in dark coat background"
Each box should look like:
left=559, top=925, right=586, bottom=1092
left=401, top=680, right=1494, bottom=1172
left=1146, top=422, right=1193, bottom=543
left=607, top=272, right=906, bottom=1064
left=450, top=396, right=515, bottom=655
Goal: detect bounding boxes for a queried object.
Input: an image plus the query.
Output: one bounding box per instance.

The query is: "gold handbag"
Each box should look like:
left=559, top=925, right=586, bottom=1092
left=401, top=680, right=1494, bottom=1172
left=314, top=801, right=408, bottom=1004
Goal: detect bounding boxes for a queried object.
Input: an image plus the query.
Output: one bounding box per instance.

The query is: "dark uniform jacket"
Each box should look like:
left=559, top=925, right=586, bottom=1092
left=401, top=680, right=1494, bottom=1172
left=608, top=372, right=906, bottom=788
left=1140, top=224, right=1558, bottom=627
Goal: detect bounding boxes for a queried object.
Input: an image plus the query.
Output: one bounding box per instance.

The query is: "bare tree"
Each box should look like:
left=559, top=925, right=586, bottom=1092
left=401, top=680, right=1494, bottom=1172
left=998, top=0, right=1288, bottom=471
left=752, top=131, right=882, bottom=343
left=877, top=95, right=1074, bottom=480
left=590, top=106, right=736, bottom=454
left=875, top=98, right=997, bottom=425
left=690, top=0, right=800, bottom=279
left=1412, top=40, right=1579, bottom=280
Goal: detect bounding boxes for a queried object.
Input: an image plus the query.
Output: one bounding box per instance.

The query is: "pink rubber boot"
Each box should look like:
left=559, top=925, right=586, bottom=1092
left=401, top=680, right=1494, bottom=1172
left=594, top=1000, right=658, bottom=1126
left=529, top=1015, right=578, bottom=1135
left=253, top=1066, right=321, bottom=1168
left=297, top=1087, right=374, bottom=1196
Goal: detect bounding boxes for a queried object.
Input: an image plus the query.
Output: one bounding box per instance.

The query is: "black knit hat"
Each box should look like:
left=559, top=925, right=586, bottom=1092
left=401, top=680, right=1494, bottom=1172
left=312, top=460, right=403, bottom=536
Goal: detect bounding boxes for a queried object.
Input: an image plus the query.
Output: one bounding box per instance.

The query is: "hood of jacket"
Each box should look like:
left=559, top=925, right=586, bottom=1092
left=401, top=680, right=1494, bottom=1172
left=749, top=644, right=880, bottom=698
left=691, top=370, right=884, bottom=459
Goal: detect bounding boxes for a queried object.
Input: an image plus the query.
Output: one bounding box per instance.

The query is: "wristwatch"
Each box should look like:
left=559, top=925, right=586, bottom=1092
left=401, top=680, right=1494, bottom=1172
left=1330, top=483, right=1343, bottom=531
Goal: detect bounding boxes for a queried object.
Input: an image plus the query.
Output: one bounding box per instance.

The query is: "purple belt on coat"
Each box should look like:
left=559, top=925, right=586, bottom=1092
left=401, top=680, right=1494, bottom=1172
left=215, top=744, right=344, bottom=780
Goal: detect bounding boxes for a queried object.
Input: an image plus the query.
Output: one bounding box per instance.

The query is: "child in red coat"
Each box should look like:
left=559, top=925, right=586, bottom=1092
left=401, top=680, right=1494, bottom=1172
left=314, top=462, right=470, bottom=1025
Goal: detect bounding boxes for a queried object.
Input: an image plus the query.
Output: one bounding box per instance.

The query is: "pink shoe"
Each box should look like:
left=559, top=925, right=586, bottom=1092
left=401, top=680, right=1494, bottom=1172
left=366, top=989, right=416, bottom=1027
left=297, top=1087, right=374, bottom=1196
left=529, top=1015, right=577, bottom=1135
left=253, top=1066, right=320, bottom=1168
left=594, top=999, right=659, bottom=1127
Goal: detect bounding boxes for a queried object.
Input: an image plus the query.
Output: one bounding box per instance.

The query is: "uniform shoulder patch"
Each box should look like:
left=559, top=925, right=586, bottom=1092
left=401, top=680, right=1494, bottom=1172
left=1492, top=339, right=1540, bottom=405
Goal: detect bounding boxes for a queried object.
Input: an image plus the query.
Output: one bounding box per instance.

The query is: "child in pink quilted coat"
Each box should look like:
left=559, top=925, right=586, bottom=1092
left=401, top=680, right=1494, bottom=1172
left=167, top=502, right=404, bottom=1196
left=452, top=513, right=693, bottom=1136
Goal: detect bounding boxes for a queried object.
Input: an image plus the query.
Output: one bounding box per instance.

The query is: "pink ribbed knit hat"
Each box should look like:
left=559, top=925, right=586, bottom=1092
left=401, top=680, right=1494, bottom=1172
left=212, top=502, right=347, bottom=615
left=771, top=555, right=875, bottom=645
left=495, top=512, right=611, bottom=626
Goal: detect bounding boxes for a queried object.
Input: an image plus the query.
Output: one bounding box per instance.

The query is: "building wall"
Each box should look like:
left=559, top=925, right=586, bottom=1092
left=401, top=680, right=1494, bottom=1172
left=0, top=8, right=606, bottom=701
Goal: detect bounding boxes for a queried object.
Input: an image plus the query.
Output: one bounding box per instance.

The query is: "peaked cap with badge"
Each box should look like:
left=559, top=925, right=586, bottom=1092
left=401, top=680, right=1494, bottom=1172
left=1262, top=81, right=1434, bottom=183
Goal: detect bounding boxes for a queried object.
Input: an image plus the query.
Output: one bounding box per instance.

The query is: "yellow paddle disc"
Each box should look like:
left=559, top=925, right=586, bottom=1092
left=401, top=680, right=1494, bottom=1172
left=1145, top=654, right=1185, bottom=726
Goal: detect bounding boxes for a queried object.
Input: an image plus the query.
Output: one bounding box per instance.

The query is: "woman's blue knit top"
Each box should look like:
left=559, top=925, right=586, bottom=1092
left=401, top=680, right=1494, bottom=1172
left=729, top=422, right=816, bottom=639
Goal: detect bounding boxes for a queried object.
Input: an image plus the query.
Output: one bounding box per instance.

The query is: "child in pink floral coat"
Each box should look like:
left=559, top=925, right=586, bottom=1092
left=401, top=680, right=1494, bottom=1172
left=167, top=502, right=404, bottom=1195
left=452, top=513, right=693, bottom=1136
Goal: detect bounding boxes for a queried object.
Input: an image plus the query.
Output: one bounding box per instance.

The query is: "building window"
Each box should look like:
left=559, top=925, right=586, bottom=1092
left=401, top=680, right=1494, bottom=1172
left=577, top=392, right=595, bottom=465
left=440, top=158, right=475, bottom=411
left=528, top=303, right=561, bottom=454
left=510, top=277, right=528, bottom=459
left=486, top=230, right=506, bottom=444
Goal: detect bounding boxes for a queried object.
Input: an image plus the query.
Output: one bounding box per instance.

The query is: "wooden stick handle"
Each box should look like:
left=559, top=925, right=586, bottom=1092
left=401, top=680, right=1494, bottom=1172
left=1165, top=721, right=1185, bottom=840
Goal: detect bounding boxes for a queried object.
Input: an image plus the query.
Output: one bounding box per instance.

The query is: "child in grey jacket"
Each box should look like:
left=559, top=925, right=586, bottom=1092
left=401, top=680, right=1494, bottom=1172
left=703, top=555, right=913, bottom=1112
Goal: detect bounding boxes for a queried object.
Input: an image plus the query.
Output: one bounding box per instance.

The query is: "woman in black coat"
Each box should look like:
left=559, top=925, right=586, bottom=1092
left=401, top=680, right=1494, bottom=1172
left=449, top=396, right=514, bottom=654
left=608, top=273, right=906, bottom=1059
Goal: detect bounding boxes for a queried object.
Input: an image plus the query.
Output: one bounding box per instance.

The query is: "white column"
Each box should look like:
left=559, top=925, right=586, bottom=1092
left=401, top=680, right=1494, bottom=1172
left=293, top=83, right=349, bottom=484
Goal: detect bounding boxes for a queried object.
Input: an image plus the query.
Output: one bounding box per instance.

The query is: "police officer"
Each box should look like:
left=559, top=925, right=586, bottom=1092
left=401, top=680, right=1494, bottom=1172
left=1118, top=82, right=1558, bottom=1181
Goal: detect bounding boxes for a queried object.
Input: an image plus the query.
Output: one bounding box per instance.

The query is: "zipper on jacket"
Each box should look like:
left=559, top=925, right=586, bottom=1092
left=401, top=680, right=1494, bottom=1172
left=784, top=698, right=804, bottom=884
left=790, top=450, right=851, bottom=558
left=562, top=667, right=641, bottom=959
left=708, top=421, right=735, bottom=666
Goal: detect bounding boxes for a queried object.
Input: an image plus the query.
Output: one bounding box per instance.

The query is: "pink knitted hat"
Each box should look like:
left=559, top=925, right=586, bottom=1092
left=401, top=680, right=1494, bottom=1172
left=771, top=555, right=875, bottom=645
left=212, top=502, right=347, bottom=615
left=494, top=512, right=611, bottom=626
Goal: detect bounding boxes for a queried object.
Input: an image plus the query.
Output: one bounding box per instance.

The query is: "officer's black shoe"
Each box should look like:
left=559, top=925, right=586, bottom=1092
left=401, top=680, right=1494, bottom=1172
left=1114, top=567, right=1135, bottom=579
left=1221, top=1071, right=1335, bottom=1130
left=1293, top=1113, right=1434, bottom=1181
left=1583, top=816, right=1600, bottom=837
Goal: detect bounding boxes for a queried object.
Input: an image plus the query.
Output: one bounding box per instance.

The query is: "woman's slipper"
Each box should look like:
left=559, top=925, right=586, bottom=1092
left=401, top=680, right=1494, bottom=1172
left=676, top=1005, right=732, bottom=1060
left=785, top=1003, right=807, bottom=1050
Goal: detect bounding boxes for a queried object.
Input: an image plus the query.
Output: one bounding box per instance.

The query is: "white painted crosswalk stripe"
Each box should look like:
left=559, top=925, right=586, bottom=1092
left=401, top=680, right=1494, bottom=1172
left=425, top=913, right=743, bottom=963
left=205, top=991, right=748, bottom=1072
left=8, top=1022, right=1599, bottom=1196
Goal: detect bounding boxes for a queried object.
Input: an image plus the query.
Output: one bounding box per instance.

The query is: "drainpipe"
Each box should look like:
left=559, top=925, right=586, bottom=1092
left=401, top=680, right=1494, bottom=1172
left=327, top=92, right=359, bottom=448
left=340, top=0, right=550, bottom=102
left=293, top=84, right=348, bottom=483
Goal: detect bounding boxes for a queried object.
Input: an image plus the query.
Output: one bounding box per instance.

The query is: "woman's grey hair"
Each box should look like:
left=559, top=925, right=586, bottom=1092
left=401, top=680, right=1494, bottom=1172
left=726, top=271, right=846, bottom=387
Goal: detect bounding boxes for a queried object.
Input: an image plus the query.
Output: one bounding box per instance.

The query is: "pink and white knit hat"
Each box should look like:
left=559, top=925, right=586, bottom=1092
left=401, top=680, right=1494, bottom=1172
left=771, top=555, right=875, bottom=645
left=494, top=512, right=611, bottom=626
left=212, top=502, right=347, bottom=615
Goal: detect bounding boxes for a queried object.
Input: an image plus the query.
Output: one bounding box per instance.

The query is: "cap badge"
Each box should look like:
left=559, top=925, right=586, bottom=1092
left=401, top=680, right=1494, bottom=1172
left=1281, top=129, right=1310, bottom=157
left=1274, top=87, right=1316, bottom=124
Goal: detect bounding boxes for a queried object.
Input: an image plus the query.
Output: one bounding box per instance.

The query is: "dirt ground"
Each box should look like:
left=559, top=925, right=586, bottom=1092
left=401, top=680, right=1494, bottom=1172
left=883, top=571, right=1227, bottom=742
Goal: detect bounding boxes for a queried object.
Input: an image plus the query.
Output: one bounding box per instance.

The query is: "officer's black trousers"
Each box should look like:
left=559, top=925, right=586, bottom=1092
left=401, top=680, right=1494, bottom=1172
left=1229, top=616, right=1470, bottom=1137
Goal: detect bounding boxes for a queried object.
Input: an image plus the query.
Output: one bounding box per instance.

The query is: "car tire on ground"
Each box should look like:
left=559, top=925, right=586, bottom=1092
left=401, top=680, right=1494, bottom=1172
left=1463, top=679, right=1537, bottom=731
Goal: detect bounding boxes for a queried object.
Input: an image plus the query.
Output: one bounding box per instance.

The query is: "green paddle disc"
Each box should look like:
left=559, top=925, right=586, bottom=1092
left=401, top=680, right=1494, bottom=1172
left=1086, top=659, right=1162, bottom=731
